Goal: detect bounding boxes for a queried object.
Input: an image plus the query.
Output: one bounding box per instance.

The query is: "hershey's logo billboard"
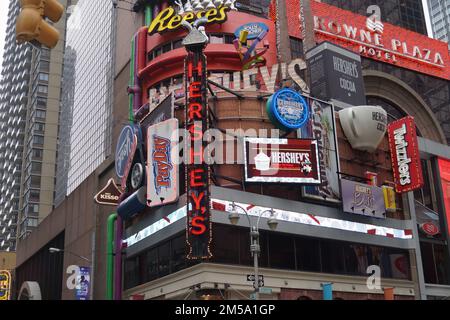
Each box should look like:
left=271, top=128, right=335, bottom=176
left=306, top=41, right=366, bottom=106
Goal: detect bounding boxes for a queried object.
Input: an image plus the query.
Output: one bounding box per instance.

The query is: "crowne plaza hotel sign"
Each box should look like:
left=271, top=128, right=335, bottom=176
left=294, top=1, right=450, bottom=80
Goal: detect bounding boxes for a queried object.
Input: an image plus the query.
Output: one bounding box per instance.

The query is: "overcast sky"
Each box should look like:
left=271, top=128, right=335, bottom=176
left=0, top=0, right=435, bottom=78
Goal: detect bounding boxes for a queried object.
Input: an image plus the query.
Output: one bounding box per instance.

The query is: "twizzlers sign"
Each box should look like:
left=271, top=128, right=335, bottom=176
left=185, top=50, right=212, bottom=260
left=290, top=1, right=450, bottom=80
left=387, top=116, right=424, bottom=193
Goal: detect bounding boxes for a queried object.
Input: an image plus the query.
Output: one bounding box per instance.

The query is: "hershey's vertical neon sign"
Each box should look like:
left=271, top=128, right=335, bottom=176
left=185, top=49, right=212, bottom=260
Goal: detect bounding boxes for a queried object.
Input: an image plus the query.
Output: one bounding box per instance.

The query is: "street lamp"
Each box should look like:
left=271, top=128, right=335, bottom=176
left=49, top=247, right=91, bottom=263
left=227, top=202, right=278, bottom=300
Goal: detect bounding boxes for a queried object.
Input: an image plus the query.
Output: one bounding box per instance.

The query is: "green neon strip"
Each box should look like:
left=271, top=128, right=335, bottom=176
left=145, top=5, right=153, bottom=27
left=106, top=213, right=117, bottom=300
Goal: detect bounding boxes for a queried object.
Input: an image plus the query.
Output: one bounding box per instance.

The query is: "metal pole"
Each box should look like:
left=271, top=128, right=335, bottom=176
left=252, top=227, right=260, bottom=300
left=106, top=213, right=117, bottom=300
left=114, top=215, right=123, bottom=300
left=407, top=191, right=427, bottom=300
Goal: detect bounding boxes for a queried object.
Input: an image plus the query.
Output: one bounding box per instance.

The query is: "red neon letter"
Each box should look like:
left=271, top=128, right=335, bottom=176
left=189, top=82, right=201, bottom=98
left=188, top=61, right=202, bottom=77
left=190, top=169, right=204, bottom=187
left=191, top=216, right=206, bottom=235
left=188, top=102, right=202, bottom=119
left=190, top=192, right=205, bottom=210
left=188, top=123, right=203, bottom=141
left=190, top=146, right=204, bottom=164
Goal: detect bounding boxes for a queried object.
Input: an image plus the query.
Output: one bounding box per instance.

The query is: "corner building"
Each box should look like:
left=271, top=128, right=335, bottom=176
left=121, top=0, right=449, bottom=300
left=14, top=0, right=450, bottom=300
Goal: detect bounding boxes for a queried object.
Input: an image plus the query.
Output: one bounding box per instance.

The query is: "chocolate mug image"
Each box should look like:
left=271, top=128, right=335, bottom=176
left=339, top=106, right=387, bottom=153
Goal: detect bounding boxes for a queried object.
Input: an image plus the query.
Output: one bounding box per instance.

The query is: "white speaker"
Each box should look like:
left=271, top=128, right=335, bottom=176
left=339, top=105, right=387, bottom=152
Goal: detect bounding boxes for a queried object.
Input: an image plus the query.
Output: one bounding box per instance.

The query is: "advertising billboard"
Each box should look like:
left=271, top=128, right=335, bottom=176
left=306, top=41, right=366, bottom=105
left=244, top=138, right=321, bottom=184
left=298, top=97, right=340, bottom=202
left=75, top=267, right=90, bottom=300
left=147, top=118, right=179, bottom=207
left=0, top=270, right=11, bottom=300
left=387, top=116, right=423, bottom=193
left=139, top=92, right=174, bottom=143
left=341, top=179, right=386, bottom=219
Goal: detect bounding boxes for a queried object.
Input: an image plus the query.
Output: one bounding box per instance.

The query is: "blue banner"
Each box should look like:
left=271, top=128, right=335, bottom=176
left=75, top=266, right=90, bottom=300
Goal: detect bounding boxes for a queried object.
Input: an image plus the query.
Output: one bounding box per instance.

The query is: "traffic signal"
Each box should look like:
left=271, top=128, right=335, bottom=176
left=16, top=0, right=64, bottom=48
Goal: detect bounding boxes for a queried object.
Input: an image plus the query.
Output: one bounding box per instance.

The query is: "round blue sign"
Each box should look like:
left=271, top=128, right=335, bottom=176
left=266, top=88, right=309, bottom=131
left=234, top=22, right=269, bottom=40
left=115, top=125, right=135, bottom=178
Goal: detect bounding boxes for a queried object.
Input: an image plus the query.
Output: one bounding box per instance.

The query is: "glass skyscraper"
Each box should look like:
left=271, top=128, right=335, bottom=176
left=427, top=0, right=450, bottom=45
left=0, top=0, right=30, bottom=251
left=55, top=0, right=116, bottom=206
left=0, top=0, right=69, bottom=246
left=321, top=0, right=428, bottom=35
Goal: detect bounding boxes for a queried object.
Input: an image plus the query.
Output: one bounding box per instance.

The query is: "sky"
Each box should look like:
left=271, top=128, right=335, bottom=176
left=0, top=0, right=436, bottom=78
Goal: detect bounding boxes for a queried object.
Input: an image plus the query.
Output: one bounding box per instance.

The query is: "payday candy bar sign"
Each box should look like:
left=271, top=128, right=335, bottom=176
left=288, top=1, right=450, bottom=80
left=387, top=116, right=423, bottom=193
left=244, top=138, right=321, bottom=184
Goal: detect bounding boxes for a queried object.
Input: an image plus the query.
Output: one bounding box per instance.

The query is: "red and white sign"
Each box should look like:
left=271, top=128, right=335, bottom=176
left=147, top=118, right=179, bottom=207
left=419, top=222, right=440, bottom=237
left=244, top=138, right=321, bottom=184
left=288, top=1, right=450, bottom=80
left=387, top=116, right=423, bottom=193
left=438, top=158, right=450, bottom=237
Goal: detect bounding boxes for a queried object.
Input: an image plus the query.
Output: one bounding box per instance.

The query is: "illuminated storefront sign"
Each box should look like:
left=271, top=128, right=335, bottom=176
left=292, top=1, right=450, bottom=80
left=233, top=22, right=269, bottom=69
left=266, top=88, right=309, bottom=131
left=244, top=138, right=321, bottom=184
left=125, top=199, right=413, bottom=248
left=185, top=48, right=212, bottom=260
left=387, top=116, right=423, bottom=193
left=121, top=134, right=138, bottom=191
left=94, top=178, right=122, bottom=206
left=234, top=22, right=269, bottom=40
left=419, top=222, right=440, bottom=237
left=298, top=97, right=340, bottom=202
left=438, top=158, right=450, bottom=237
left=147, top=118, right=179, bottom=207
left=341, top=179, right=386, bottom=219
left=148, top=5, right=233, bottom=35
left=115, top=125, right=135, bottom=179
left=0, top=270, right=11, bottom=300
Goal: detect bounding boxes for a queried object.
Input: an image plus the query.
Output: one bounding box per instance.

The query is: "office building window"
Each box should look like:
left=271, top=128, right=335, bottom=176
left=39, top=73, right=49, bottom=82
left=290, top=37, right=303, bottom=59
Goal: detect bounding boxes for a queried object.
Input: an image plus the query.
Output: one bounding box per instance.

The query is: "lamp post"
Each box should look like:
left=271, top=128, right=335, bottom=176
left=228, top=202, right=278, bottom=300
left=49, top=247, right=92, bottom=263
